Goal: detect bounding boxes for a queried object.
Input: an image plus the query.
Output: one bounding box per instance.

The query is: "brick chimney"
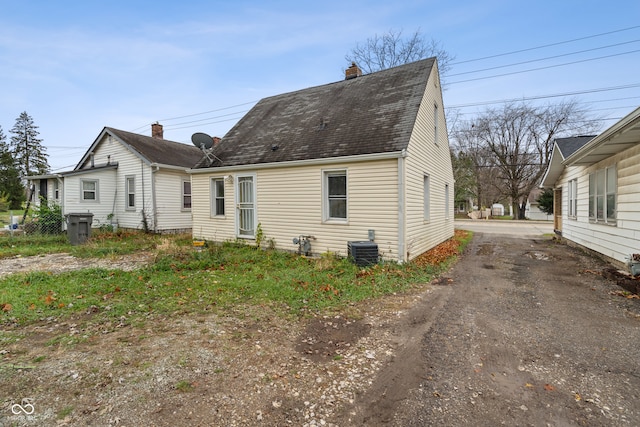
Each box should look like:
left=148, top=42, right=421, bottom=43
left=345, top=62, right=362, bottom=80
left=151, top=122, right=163, bottom=139
left=213, top=136, right=221, bottom=145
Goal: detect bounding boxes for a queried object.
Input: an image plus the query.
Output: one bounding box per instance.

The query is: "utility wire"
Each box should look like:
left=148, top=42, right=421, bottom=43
left=448, top=39, right=640, bottom=77
left=446, top=83, right=640, bottom=109
left=451, top=25, right=640, bottom=65
left=449, top=49, right=640, bottom=84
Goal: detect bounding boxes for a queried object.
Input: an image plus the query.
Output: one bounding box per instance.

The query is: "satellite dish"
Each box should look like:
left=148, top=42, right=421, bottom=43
left=191, top=132, right=214, bottom=150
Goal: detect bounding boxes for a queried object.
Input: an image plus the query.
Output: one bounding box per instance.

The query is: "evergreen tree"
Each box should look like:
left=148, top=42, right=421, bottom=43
left=9, top=111, right=49, bottom=177
left=0, top=126, right=25, bottom=209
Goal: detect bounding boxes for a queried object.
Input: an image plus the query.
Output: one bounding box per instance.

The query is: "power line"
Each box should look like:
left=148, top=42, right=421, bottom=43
left=449, top=49, right=640, bottom=85
left=451, top=25, right=640, bottom=65
left=448, top=39, right=640, bottom=78
left=446, top=83, right=640, bottom=109
left=130, top=100, right=259, bottom=132
left=161, top=109, right=250, bottom=129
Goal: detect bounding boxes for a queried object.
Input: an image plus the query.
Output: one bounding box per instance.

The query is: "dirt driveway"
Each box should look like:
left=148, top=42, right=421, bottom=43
left=339, top=232, right=640, bottom=426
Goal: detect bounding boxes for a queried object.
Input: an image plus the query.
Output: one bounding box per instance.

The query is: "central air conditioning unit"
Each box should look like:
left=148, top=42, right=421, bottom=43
left=348, top=241, right=379, bottom=267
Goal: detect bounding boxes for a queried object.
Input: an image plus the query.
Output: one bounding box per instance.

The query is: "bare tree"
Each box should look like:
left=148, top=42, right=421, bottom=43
left=453, top=100, right=601, bottom=219
left=345, top=28, right=454, bottom=78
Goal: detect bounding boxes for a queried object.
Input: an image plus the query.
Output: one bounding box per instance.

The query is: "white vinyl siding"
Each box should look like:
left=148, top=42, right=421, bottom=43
left=556, top=144, right=639, bottom=266
left=125, top=176, right=135, bottom=210
left=154, top=171, right=194, bottom=232
left=433, top=104, right=439, bottom=146
left=190, top=159, right=400, bottom=260
left=403, top=62, right=454, bottom=260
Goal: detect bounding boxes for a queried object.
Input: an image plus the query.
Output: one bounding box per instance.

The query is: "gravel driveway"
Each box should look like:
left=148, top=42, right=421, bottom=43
left=341, top=232, right=640, bottom=426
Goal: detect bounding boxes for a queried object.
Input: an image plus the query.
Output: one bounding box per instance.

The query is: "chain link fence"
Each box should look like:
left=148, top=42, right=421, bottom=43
left=1, top=200, right=65, bottom=237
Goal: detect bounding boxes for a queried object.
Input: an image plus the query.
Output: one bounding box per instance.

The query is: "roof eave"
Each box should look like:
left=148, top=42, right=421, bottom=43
left=566, top=106, right=640, bottom=166
left=188, top=150, right=405, bottom=174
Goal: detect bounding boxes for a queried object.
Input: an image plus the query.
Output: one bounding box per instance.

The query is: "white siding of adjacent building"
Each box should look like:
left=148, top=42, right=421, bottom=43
left=191, top=158, right=401, bottom=259
left=403, top=62, right=455, bottom=261
left=87, top=135, right=153, bottom=230
left=557, top=143, right=640, bottom=265
left=62, top=169, right=117, bottom=227
left=154, top=170, right=193, bottom=232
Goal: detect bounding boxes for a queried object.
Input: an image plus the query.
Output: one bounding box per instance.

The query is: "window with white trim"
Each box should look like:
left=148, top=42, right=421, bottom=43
left=588, top=165, right=616, bottom=224
left=423, top=174, right=430, bottom=221
left=324, top=170, right=347, bottom=221
left=53, top=180, right=60, bottom=200
left=81, top=179, right=98, bottom=201
left=568, top=179, right=577, bottom=218
left=182, top=180, right=192, bottom=210
left=125, top=176, right=135, bottom=210
left=211, top=178, right=225, bottom=216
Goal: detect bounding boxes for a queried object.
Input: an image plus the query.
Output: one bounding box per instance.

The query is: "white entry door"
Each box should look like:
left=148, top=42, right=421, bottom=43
left=236, top=174, right=256, bottom=238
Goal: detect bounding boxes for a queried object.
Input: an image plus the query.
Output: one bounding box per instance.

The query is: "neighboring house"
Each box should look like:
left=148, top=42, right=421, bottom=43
left=27, top=124, right=203, bottom=233
left=541, top=107, right=640, bottom=269
left=525, top=189, right=552, bottom=221
left=189, top=58, right=454, bottom=263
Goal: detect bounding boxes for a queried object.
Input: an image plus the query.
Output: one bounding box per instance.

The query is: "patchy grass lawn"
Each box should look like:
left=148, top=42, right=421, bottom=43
left=1, top=230, right=471, bottom=326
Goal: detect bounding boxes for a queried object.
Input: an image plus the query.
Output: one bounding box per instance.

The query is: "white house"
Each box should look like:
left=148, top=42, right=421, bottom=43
left=28, top=124, right=203, bottom=233
left=188, top=59, right=454, bottom=263
left=541, top=108, right=640, bottom=269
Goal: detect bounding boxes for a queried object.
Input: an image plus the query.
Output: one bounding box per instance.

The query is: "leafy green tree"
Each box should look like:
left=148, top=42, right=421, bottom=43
left=9, top=111, right=49, bottom=177
left=0, top=125, right=25, bottom=209
left=537, top=188, right=554, bottom=215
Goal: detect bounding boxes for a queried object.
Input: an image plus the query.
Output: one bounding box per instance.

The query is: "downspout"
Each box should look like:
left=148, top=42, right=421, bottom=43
left=397, top=149, right=407, bottom=263
left=151, top=165, right=159, bottom=232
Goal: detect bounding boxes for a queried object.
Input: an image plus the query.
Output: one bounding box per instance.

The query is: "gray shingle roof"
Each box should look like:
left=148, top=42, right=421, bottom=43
left=106, top=127, right=203, bottom=168
left=195, top=57, right=436, bottom=168
left=556, top=136, right=595, bottom=159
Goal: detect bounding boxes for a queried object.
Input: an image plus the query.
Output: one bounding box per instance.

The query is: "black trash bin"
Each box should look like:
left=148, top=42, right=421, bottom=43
left=66, top=213, right=94, bottom=245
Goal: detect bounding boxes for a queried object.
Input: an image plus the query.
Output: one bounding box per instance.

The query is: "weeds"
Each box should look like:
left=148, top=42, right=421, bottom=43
left=1, top=231, right=470, bottom=326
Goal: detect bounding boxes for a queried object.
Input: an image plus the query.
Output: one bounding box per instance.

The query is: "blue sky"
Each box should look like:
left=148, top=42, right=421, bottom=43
left=1, top=0, right=639, bottom=172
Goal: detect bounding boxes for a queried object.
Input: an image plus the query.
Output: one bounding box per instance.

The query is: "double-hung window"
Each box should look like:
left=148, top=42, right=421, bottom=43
left=211, top=178, right=225, bottom=216
left=588, top=165, right=616, bottom=224
left=125, top=176, right=135, bottom=210
left=568, top=179, right=577, bottom=218
left=182, top=180, right=192, bottom=210
left=324, top=170, right=347, bottom=221
left=81, top=179, right=98, bottom=201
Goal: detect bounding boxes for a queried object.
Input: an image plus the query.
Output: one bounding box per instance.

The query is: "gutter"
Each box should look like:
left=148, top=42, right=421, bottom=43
left=566, top=106, right=640, bottom=165
left=187, top=151, right=405, bottom=175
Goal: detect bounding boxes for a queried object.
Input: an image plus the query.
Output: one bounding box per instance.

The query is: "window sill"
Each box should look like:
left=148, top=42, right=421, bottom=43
left=589, top=219, right=617, bottom=226
left=324, top=218, right=348, bottom=225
